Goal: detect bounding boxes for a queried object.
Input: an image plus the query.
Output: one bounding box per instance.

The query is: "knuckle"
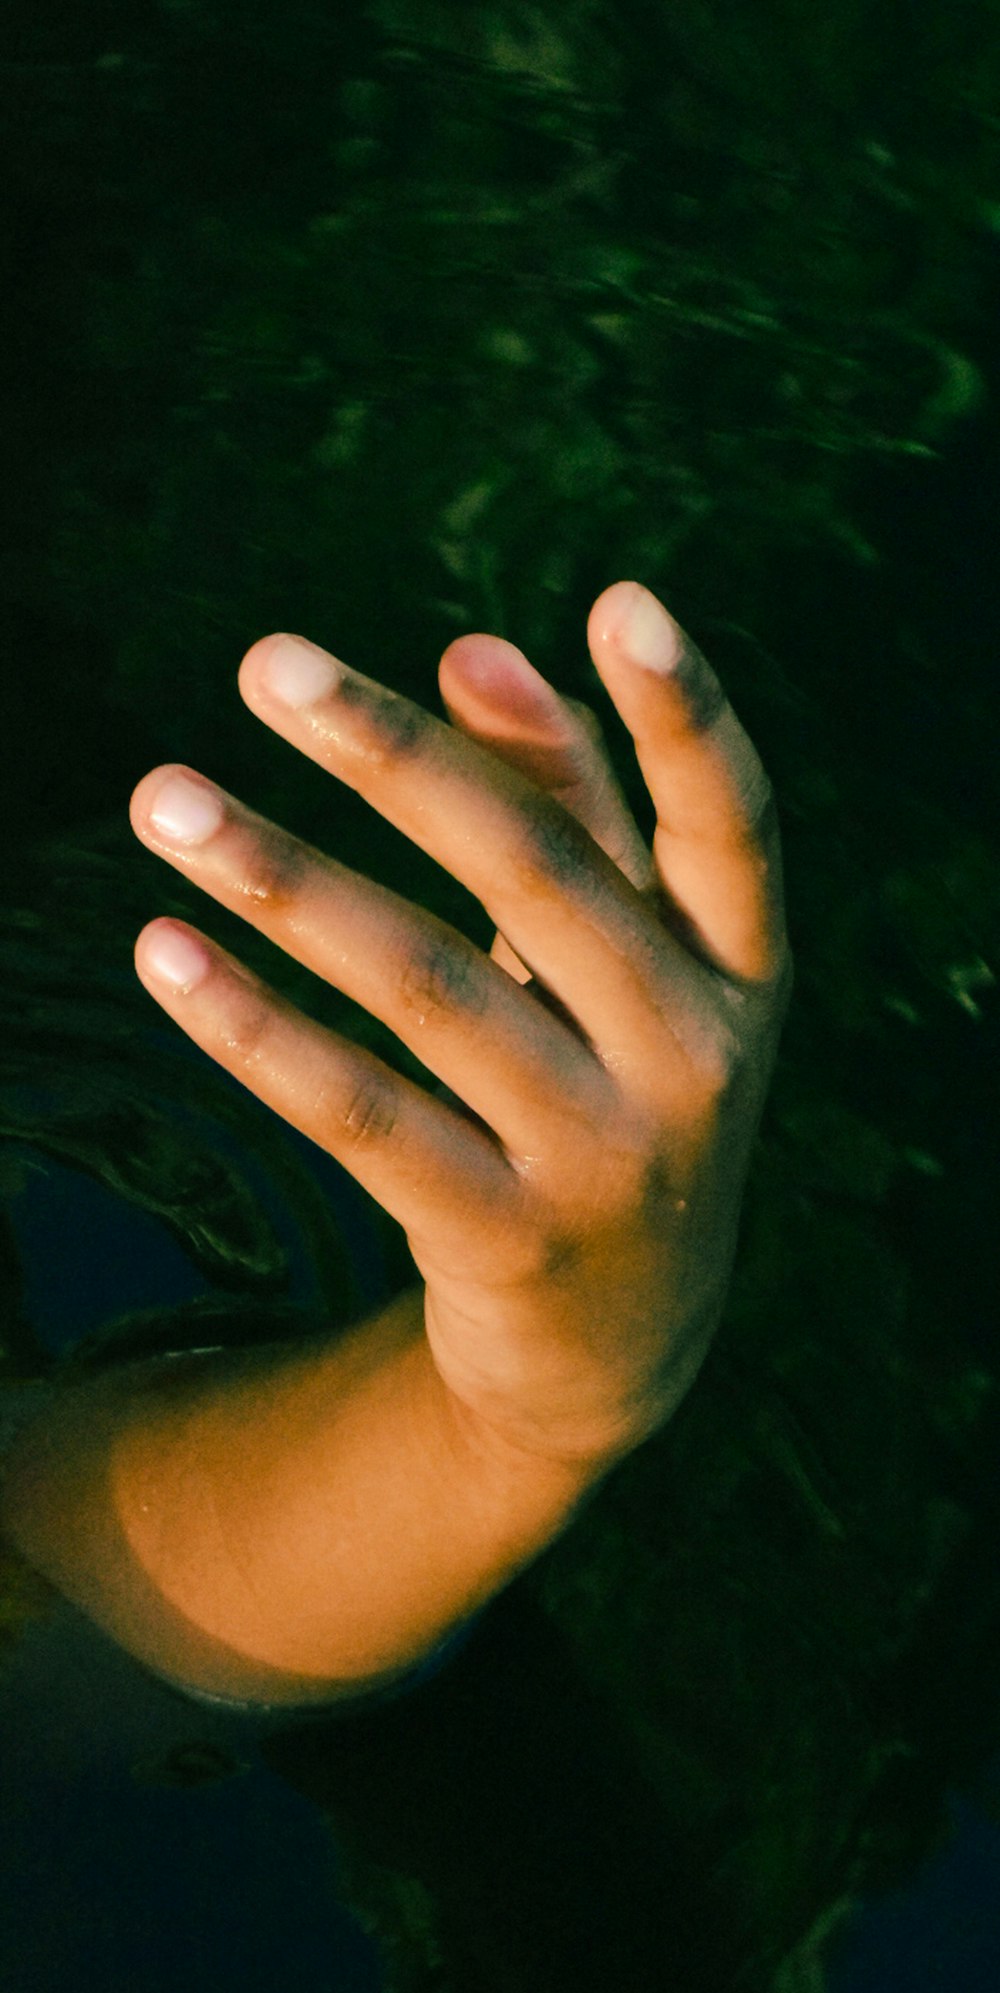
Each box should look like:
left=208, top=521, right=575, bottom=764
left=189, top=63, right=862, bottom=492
left=500, top=1219, right=587, bottom=1290
left=336, top=675, right=435, bottom=767
left=340, top=1067, right=400, bottom=1146
left=398, top=929, right=488, bottom=1023
left=515, top=798, right=599, bottom=896
left=235, top=824, right=314, bottom=916
left=596, top=1121, right=661, bottom=1211
left=222, top=984, right=277, bottom=1074
left=705, top=1014, right=745, bottom=1092
left=539, top=1227, right=586, bottom=1283
left=666, top=1000, right=745, bottom=1105
left=637, top=1150, right=677, bottom=1227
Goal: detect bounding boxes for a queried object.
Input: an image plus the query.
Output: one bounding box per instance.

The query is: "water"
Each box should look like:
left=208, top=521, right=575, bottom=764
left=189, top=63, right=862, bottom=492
left=3, top=6, right=998, bottom=1985
left=1, top=1052, right=389, bottom=1990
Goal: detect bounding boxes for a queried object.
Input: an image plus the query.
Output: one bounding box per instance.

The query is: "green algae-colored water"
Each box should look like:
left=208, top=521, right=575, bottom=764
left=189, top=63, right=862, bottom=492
left=2, top=6, right=999, bottom=1987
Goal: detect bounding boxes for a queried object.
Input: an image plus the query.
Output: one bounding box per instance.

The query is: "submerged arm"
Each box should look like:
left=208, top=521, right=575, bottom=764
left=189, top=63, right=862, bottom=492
left=0, top=1288, right=600, bottom=1707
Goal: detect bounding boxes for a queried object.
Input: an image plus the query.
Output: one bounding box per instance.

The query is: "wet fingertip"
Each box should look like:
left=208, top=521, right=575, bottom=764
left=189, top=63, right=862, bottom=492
left=442, top=636, right=572, bottom=733
left=598, top=582, right=682, bottom=674
left=137, top=919, right=212, bottom=994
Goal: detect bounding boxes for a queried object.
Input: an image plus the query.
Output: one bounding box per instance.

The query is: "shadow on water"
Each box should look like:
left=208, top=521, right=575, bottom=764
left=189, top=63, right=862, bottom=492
left=262, top=1581, right=748, bottom=1993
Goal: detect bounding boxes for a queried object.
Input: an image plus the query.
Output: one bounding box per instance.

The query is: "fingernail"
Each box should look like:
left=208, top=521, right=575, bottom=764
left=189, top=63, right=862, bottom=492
left=263, top=636, right=340, bottom=709
left=617, top=585, right=681, bottom=673
left=458, top=641, right=568, bottom=730
left=141, top=922, right=211, bottom=993
left=149, top=773, right=225, bottom=844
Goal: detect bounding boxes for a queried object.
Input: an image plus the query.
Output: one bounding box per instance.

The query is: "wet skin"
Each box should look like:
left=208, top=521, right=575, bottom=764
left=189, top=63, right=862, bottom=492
left=128, top=579, right=792, bottom=1468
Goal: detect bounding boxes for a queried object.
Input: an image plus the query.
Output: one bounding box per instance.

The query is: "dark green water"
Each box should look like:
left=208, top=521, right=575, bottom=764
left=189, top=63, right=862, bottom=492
left=2, top=6, right=999, bottom=1988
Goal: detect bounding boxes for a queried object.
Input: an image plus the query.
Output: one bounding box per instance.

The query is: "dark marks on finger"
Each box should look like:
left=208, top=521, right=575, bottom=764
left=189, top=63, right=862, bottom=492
left=638, top=1151, right=684, bottom=1229
left=235, top=821, right=316, bottom=916
left=540, top=1228, right=585, bottom=1282
left=674, top=636, right=728, bottom=733
left=336, top=675, right=436, bottom=762
left=520, top=800, right=603, bottom=898
left=399, top=932, right=490, bottom=1024
left=341, top=1070, right=400, bottom=1146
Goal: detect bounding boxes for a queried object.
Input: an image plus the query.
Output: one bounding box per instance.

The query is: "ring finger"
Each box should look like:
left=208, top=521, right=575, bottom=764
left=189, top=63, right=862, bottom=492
left=128, top=765, right=613, bottom=1164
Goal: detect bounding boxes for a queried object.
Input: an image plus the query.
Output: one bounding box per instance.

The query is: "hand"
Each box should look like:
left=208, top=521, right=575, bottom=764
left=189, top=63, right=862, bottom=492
left=128, top=581, right=792, bottom=1469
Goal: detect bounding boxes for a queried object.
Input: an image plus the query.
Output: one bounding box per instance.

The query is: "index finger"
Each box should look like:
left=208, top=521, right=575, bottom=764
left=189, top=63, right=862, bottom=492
left=587, top=582, right=789, bottom=988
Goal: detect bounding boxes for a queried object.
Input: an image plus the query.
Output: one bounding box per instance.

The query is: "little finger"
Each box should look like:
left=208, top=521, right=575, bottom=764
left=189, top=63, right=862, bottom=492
left=133, top=917, right=523, bottom=1278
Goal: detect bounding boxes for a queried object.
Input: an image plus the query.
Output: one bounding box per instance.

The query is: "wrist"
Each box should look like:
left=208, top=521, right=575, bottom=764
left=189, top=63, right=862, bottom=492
left=0, top=1292, right=598, bottom=1705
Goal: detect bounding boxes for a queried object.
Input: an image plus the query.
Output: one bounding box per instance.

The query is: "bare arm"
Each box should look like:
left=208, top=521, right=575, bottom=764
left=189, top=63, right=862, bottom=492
left=0, top=1287, right=598, bottom=1706
left=4, top=579, right=789, bottom=1706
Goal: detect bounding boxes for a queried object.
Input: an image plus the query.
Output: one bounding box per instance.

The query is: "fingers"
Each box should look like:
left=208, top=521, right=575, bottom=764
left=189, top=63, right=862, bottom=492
left=587, top=581, right=789, bottom=987
left=438, top=633, right=654, bottom=984
left=235, top=635, right=714, bottom=1091
left=132, top=915, right=523, bottom=1275
left=128, top=767, right=611, bottom=1167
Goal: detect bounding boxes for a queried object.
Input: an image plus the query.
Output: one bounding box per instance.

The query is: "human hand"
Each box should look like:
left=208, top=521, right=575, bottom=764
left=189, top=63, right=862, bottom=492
left=129, top=581, right=791, bottom=1470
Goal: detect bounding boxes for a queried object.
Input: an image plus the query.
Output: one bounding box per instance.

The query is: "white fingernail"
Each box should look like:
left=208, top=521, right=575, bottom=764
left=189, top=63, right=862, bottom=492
left=149, top=774, right=225, bottom=844
left=618, top=586, right=681, bottom=673
left=142, top=923, right=211, bottom=992
left=263, top=636, right=340, bottom=708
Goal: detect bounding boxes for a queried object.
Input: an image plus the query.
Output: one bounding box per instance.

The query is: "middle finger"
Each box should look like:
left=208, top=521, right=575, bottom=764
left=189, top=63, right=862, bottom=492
left=237, top=634, right=719, bottom=1086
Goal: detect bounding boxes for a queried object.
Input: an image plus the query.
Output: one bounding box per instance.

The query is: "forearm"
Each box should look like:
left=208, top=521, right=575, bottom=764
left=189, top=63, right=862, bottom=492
left=0, top=1289, right=600, bottom=1706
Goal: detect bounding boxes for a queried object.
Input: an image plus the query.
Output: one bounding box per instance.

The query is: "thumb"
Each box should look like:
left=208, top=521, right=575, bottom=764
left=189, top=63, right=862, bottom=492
left=438, top=632, right=653, bottom=983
